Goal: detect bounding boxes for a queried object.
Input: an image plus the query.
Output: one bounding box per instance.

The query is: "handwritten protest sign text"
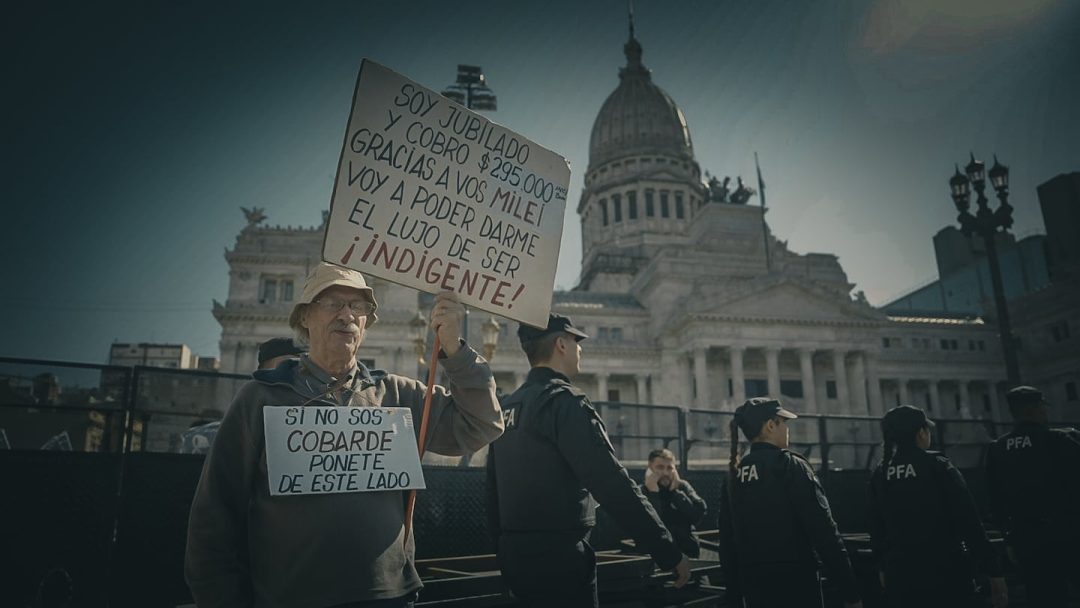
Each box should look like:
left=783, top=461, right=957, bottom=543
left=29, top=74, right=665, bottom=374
left=263, top=406, right=425, bottom=496
left=323, top=60, right=570, bottom=327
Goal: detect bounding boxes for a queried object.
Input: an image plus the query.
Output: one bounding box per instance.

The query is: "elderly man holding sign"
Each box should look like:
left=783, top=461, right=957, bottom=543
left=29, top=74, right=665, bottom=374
left=185, top=262, right=503, bottom=608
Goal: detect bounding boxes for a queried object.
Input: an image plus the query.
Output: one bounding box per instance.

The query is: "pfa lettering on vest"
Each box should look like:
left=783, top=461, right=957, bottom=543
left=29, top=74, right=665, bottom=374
left=886, top=463, right=917, bottom=481
left=1006, top=435, right=1033, bottom=450
left=503, top=407, right=517, bottom=429
left=738, top=464, right=759, bottom=482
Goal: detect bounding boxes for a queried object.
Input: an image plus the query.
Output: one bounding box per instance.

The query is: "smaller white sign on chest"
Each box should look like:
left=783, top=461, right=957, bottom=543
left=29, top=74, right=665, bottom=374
left=263, top=406, right=426, bottom=496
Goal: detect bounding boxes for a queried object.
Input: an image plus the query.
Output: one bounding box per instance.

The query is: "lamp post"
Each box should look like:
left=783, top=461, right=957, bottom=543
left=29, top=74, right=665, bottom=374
left=481, top=316, right=501, bottom=361
left=441, top=65, right=497, bottom=345
left=949, top=153, right=1021, bottom=385
left=441, top=65, right=497, bottom=111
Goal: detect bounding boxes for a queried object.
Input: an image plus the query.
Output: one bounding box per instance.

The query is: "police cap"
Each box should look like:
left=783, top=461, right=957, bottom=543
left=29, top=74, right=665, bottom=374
left=517, top=313, right=589, bottom=345
left=882, top=405, right=934, bottom=439
left=257, top=337, right=303, bottom=366
left=734, top=397, right=797, bottom=439
left=1006, top=385, right=1046, bottom=408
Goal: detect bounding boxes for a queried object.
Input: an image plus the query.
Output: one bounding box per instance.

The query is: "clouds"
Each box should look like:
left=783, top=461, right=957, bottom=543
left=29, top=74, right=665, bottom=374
left=855, top=0, right=1057, bottom=57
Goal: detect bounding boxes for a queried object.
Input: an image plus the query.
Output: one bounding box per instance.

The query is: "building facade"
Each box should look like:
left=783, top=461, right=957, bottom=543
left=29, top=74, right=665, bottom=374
left=885, top=229, right=1049, bottom=317
left=215, top=29, right=1025, bottom=425
left=108, top=343, right=196, bottom=369
left=1038, top=172, right=1080, bottom=281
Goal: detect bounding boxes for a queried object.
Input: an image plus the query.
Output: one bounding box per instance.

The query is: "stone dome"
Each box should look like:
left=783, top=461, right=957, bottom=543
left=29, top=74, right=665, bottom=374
left=588, top=33, right=694, bottom=171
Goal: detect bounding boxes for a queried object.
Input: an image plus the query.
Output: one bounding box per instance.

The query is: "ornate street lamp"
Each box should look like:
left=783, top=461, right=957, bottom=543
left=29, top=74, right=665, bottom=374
left=442, top=65, right=498, bottom=344
left=949, top=153, right=1020, bottom=385
left=441, top=65, right=497, bottom=111
left=409, top=311, right=428, bottom=366
left=481, top=316, right=501, bottom=361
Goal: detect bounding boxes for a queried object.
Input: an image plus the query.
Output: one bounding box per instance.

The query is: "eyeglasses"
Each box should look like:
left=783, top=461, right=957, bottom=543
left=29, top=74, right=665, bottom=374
left=312, top=298, right=374, bottom=316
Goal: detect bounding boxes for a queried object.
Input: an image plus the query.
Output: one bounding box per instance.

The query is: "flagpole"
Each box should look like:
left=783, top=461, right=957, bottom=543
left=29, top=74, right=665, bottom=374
left=756, top=152, right=771, bottom=272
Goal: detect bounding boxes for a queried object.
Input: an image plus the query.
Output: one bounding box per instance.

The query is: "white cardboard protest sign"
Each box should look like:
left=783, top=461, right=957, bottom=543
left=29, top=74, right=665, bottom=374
left=323, top=59, right=570, bottom=328
left=263, top=406, right=425, bottom=496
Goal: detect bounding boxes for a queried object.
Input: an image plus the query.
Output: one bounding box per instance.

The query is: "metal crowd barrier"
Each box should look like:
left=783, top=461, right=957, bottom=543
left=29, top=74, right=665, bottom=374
left=2, top=356, right=1077, bottom=607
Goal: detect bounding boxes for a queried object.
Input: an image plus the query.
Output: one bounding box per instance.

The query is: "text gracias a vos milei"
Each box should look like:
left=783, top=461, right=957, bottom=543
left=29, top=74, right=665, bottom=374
left=340, top=83, right=567, bottom=310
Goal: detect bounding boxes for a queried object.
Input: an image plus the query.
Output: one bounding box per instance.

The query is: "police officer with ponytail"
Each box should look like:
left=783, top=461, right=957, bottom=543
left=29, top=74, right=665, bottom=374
left=868, top=405, right=1007, bottom=608
left=718, top=397, right=862, bottom=608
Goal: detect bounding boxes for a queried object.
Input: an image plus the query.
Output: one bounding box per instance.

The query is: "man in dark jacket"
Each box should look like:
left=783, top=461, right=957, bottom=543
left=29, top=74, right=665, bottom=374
left=643, top=448, right=707, bottom=557
left=486, top=313, right=689, bottom=607
left=256, top=336, right=304, bottom=370
left=987, top=385, right=1080, bottom=608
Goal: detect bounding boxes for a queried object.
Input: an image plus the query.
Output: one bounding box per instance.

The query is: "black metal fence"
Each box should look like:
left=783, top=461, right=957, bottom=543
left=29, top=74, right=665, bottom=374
left=2, top=356, right=1076, bottom=608
left=594, top=401, right=1026, bottom=471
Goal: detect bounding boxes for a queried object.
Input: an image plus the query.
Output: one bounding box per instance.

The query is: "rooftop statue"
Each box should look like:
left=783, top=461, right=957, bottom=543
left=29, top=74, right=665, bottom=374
left=241, top=206, right=267, bottom=228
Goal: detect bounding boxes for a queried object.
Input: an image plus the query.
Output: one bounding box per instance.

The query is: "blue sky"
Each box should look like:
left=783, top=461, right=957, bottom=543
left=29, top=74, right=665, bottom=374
left=4, top=0, right=1078, bottom=363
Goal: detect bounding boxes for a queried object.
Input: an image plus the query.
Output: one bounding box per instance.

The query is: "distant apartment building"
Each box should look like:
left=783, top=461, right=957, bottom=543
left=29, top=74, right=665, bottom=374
left=1038, top=172, right=1080, bottom=281
left=108, top=343, right=196, bottom=369
left=885, top=172, right=1080, bottom=412
left=884, top=228, right=1050, bottom=316
left=104, top=343, right=236, bottom=452
left=194, top=356, right=220, bottom=371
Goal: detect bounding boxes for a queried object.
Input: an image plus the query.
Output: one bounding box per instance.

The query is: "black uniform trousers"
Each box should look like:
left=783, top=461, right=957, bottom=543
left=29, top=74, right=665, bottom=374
left=734, top=565, right=823, bottom=608
left=1012, top=536, right=1078, bottom=608
left=878, top=557, right=979, bottom=608
left=497, top=531, right=598, bottom=608
left=883, top=576, right=977, bottom=608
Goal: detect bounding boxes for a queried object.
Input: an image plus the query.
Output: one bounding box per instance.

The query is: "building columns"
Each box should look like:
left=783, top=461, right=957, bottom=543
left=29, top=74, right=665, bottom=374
left=958, top=380, right=971, bottom=419
left=928, top=380, right=940, bottom=414
left=898, top=377, right=911, bottom=406
left=986, top=381, right=1001, bottom=422
left=765, top=347, right=781, bottom=399
left=833, top=350, right=850, bottom=412
left=239, top=341, right=257, bottom=373
left=730, top=347, right=745, bottom=404
left=715, top=353, right=728, bottom=405
left=799, top=349, right=817, bottom=413
left=219, top=341, right=238, bottom=374
left=694, top=346, right=710, bottom=408
left=596, top=373, right=609, bottom=402
left=636, top=375, right=650, bottom=405
left=849, top=352, right=868, bottom=414
left=865, top=353, right=884, bottom=416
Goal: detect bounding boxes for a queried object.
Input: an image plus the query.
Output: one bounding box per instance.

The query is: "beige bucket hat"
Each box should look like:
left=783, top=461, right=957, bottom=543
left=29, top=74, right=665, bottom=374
left=288, top=262, right=379, bottom=330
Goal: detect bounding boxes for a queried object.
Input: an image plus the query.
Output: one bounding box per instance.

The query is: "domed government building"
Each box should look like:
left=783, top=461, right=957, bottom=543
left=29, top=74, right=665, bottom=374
left=214, top=25, right=1074, bottom=443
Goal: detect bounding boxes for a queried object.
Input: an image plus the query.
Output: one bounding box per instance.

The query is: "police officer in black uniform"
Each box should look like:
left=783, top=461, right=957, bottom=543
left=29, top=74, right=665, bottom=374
left=868, top=405, right=1007, bottom=608
left=485, top=314, right=690, bottom=607
left=718, top=398, right=862, bottom=608
left=987, top=386, right=1080, bottom=607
